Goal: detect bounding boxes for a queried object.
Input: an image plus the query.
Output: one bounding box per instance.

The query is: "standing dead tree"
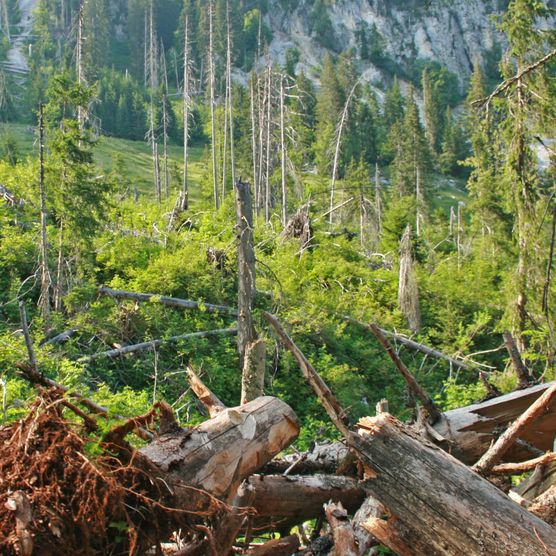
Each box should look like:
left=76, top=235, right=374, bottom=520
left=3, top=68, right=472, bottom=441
left=38, top=105, right=51, bottom=332
left=208, top=0, right=219, bottom=209
left=181, top=15, right=191, bottom=211
left=398, top=224, right=421, bottom=333
left=235, top=181, right=265, bottom=403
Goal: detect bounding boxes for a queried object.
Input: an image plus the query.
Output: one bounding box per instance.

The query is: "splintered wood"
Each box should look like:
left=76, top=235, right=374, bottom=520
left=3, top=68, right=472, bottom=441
left=352, top=413, right=556, bottom=556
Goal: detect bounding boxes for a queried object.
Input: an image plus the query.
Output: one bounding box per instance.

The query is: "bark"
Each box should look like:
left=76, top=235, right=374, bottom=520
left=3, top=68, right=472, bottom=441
left=98, top=287, right=238, bottom=316
left=433, top=381, right=556, bottom=464
left=324, top=502, right=359, bottom=556
left=241, top=339, right=266, bottom=404
left=473, top=382, right=556, bottom=474
left=139, top=396, right=299, bottom=501
left=529, top=485, right=556, bottom=526
left=350, top=413, right=556, bottom=556
left=79, top=328, right=237, bottom=362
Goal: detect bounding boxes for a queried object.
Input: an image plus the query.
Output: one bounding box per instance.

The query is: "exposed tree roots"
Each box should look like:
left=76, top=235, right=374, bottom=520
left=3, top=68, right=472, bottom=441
left=0, top=389, right=225, bottom=555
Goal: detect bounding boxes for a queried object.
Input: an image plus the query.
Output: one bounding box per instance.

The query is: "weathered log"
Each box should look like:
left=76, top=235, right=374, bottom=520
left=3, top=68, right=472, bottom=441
left=140, top=396, right=299, bottom=501
left=433, top=381, right=556, bottom=464
left=79, top=327, right=238, bottom=362
left=350, top=413, right=556, bottom=556
left=5, top=491, right=33, bottom=556
left=473, top=382, right=556, bottom=474
left=98, top=286, right=238, bottom=316
left=246, top=474, right=365, bottom=525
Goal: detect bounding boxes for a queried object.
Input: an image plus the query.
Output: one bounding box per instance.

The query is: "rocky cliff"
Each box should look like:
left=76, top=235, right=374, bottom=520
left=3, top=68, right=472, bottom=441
left=264, top=0, right=508, bottom=85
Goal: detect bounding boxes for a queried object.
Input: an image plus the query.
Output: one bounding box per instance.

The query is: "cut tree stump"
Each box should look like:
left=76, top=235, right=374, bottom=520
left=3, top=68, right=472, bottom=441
left=139, top=396, right=299, bottom=501
left=350, top=413, right=556, bottom=556
left=433, top=381, right=556, bottom=464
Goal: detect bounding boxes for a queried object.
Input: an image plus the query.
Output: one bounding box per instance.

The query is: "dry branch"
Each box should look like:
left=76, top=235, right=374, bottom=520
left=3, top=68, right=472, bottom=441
left=503, top=331, right=531, bottom=388
left=262, top=311, right=350, bottom=437
left=99, top=287, right=238, bottom=316
left=367, top=323, right=442, bottom=423
left=80, top=328, right=237, bottom=362
left=473, top=382, right=556, bottom=475
left=186, top=366, right=226, bottom=417
left=491, top=452, right=556, bottom=475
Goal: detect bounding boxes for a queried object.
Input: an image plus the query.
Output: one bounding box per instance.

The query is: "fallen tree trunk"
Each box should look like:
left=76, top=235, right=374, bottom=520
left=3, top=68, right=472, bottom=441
left=246, top=473, right=365, bottom=530
left=140, top=396, right=299, bottom=501
left=99, top=286, right=238, bottom=316
left=350, top=413, right=556, bottom=555
left=433, top=381, right=556, bottom=464
left=79, top=328, right=238, bottom=362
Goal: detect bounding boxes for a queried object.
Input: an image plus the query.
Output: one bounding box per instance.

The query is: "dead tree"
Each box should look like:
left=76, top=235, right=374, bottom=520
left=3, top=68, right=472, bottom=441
left=398, top=225, right=421, bottom=333
left=235, top=181, right=264, bottom=401
left=208, top=0, right=219, bottom=209
left=38, top=105, right=51, bottom=331
left=181, top=15, right=191, bottom=210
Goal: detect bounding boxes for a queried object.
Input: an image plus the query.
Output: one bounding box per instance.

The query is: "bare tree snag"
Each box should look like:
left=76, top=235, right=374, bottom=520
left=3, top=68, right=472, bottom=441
left=139, top=396, right=299, bottom=501
left=235, top=180, right=257, bottom=368
left=80, top=328, right=237, bottom=362
left=473, top=382, right=556, bottom=475
left=246, top=474, right=365, bottom=527
left=241, top=339, right=266, bottom=404
left=262, top=312, right=350, bottom=437
left=367, top=323, right=442, bottom=423
left=186, top=366, right=226, bottom=417
left=98, top=287, right=238, bottom=316
left=247, top=535, right=300, bottom=555
left=18, top=301, right=38, bottom=372
left=433, top=381, right=556, bottom=464
left=503, top=331, right=532, bottom=388
left=350, top=413, right=556, bottom=556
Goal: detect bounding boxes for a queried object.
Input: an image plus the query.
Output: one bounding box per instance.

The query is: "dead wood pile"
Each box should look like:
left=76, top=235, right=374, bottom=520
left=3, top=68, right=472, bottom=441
left=3, top=317, right=556, bottom=555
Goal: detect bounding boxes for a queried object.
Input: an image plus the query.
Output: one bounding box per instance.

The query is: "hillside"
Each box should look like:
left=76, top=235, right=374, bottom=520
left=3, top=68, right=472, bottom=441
left=0, top=0, right=555, bottom=553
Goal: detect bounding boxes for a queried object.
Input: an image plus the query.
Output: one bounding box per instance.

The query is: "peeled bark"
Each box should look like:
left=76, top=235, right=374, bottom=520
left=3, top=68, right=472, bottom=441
left=350, top=413, right=556, bottom=556
left=139, top=396, right=299, bottom=501
left=241, top=339, right=266, bottom=404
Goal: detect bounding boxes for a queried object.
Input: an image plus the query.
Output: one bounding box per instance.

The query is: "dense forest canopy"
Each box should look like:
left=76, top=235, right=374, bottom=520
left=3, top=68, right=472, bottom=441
left=0, top=0, right=553, bottom=456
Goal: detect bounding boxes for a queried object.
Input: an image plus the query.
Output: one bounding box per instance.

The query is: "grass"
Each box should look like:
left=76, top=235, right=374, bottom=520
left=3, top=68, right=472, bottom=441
left=0, top=122, right=207, bottom=200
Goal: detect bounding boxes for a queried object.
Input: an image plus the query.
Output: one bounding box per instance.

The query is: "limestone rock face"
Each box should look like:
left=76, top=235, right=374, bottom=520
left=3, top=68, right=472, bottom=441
left=264, top=0, right=506, bottom=83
